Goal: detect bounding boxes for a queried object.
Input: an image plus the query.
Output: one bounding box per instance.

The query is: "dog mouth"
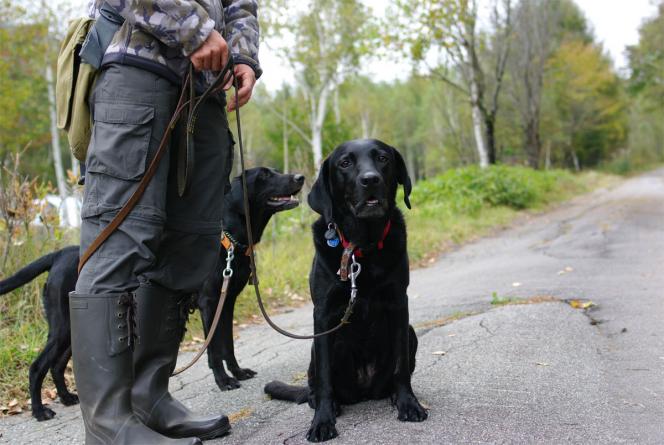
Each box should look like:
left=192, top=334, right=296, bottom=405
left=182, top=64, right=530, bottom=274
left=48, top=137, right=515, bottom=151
left=267, top=195, right=300, bottom=211
left=352, top=195, right=387, bottom=217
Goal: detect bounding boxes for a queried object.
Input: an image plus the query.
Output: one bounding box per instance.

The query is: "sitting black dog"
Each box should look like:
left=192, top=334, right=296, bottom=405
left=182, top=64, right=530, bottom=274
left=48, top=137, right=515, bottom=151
left=0, top=167, right=303, bottom=421
left=264, top=139, right=428, bottom=442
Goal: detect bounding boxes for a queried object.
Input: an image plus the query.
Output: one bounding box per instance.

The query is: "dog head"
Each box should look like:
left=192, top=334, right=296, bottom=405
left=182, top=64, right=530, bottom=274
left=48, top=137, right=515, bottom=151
left=308, top=139, right=412, bottom=222
left=227, top=167, right=305, bottom=218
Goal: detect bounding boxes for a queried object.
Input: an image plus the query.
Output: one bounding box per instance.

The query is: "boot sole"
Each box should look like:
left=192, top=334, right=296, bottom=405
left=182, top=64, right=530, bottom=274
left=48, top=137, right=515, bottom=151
left=197, top=421, right=231, bottom=441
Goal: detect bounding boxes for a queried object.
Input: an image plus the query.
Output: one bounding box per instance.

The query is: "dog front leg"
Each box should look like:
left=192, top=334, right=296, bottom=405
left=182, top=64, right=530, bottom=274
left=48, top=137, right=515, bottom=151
left=307, top=309, right=339, bottom=442
left=221, top=289, right=257, bottom=381
left=199, top=293, right=241, bottom=391
left=390, top=304, right=428, bottom=422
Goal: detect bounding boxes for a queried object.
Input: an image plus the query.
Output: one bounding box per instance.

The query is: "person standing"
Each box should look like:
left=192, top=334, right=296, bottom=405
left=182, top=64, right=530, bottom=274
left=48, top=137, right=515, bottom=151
left=70, top=1, right=261, bottom=444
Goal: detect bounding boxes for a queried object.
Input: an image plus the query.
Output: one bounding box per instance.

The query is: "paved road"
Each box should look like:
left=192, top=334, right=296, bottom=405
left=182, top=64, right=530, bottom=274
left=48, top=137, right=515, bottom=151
left=2, top=169, right=663, bottom=444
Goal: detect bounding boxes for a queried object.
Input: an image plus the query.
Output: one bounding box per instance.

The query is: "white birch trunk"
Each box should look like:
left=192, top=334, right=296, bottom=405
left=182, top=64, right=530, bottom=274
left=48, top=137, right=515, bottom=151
left=282, top=97, right=289, bottom=174
left=470, top=79, right=489, bottom=168
left=46, top=65, right=69, bottom=223
left=310, top=83, right=332, bottom=170
left=361, top=111, right=370, bottom=138
left=333, top=88, right=340, bottom=124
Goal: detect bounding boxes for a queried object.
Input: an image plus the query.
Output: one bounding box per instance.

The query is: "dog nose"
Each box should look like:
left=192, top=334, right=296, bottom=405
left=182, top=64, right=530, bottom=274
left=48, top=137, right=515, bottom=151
left=293, top=174, right=305, bottom=184
left=359, top=172, right=381, bottom=187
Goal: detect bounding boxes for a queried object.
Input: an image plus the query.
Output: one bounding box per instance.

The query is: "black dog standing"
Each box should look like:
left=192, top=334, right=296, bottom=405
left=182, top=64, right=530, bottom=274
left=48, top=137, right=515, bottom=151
left=265, top=139, right=428, bottom=442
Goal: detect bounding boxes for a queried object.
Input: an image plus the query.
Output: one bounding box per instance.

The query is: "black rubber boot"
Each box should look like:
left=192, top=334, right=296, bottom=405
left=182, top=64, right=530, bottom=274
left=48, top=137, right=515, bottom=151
left=69, top=292, right=201, bottom=445
left=132, top=284, right=231, bottom=440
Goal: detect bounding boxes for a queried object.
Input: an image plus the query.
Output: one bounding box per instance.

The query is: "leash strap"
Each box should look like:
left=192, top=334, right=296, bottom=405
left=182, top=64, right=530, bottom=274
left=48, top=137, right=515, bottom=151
left=172, top=245, right=234, bottom=376
left=234, top=76, right=357, bottom=340
left=77, top=60, right=233, bottom=274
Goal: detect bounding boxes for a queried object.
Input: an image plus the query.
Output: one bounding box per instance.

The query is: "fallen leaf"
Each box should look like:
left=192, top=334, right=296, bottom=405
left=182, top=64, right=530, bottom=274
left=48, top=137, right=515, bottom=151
left=420, top=401, right=431, bottom=410
left=192, top=336, right=204, bottom=343
left=565, top=266, right=574, bottom=272
left=8, top=399, right=18, bottom=408
left=512, top=282, right=522, bottom=287
left=8, top=405, right=22, bottom=415
left=447, top=333, right=457, bottom=337
left=432, top=351, right=446, bottom=356
left=228, top=407, right=253, bottom=423
left=45, top=389, right=57, bottom=400
left=535, top=362, right=549, bottom=367
left=41, top=399, right=51, bottom=406
left=569, top=299, right=595, bottom=309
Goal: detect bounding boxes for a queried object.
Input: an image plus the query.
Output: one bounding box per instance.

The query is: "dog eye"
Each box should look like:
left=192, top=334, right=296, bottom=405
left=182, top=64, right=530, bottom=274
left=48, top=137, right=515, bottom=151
left=339, top=159, right=352, bottom=168
left=377, top=154, right=389, bottom=163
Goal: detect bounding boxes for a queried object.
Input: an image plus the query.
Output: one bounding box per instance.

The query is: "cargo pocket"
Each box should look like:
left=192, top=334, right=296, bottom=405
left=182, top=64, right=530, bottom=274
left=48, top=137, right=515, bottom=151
left=87, top=102, right=155, bottom=180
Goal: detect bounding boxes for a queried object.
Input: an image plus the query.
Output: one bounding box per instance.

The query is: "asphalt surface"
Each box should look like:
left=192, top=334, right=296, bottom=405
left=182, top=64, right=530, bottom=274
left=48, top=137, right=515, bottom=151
left=1, top=169, right=663, bottom=444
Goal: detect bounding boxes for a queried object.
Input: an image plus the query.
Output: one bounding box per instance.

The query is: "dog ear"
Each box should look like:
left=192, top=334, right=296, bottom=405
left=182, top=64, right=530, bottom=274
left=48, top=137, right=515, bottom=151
left=392, top=147, right=412, bottom=209
left=308, top=158, right=334, bottom=222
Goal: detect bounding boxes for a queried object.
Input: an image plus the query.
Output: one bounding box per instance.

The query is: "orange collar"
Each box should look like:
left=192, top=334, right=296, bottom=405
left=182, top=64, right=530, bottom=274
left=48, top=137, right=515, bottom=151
left=221, top=232, right=253, bottom=257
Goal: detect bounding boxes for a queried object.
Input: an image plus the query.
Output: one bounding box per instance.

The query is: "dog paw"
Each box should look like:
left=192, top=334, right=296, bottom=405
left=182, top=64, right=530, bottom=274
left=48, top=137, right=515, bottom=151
left=60, top=392, right=79, bottom=406
left=229, top=366, right=257, bottom=381
left=214, top=375, right=241, bottom=391
left=306, top=418, right=338, bottom=442
left=396, top=394, right=428, bottom=422
left=33, top=407, right=56, bottom=421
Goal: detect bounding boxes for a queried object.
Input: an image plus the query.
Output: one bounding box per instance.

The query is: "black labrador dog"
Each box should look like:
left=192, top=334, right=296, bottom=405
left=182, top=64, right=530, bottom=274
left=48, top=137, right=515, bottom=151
left=0, top=168, right=303, bottom=421
left=264, top=139, right=428, bottom=442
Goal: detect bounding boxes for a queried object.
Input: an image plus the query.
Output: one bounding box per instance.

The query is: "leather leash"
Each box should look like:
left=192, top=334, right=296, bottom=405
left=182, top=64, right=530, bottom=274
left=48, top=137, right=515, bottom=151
left=75, top=61, right=236, bottom=376
left=78, top=60, right=234, bottom=274
left=172, top=243, right=235, bottom=376
left=234, top=78, right=358, bottom=340
left=79, top=57, right=357, bottom=378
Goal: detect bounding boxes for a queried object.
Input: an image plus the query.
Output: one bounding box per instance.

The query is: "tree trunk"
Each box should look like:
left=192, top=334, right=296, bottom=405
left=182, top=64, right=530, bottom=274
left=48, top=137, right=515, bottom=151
left=310, top=84, right=332, bottom=171
left=470, top=95, right=489, bottom=168
left=282, top=97, right=289, bottom=174
left=524, top=117, right=541, bottom=168
left=485, top=117, right=497, bottom=164
left=360, top=111, right=370, bottom=139
left=46, top=65, right=68, bottom=225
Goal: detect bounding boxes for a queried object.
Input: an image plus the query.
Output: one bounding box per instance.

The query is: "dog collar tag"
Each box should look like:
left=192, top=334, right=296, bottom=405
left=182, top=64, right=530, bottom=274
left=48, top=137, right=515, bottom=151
left=325, top=224, right=339, bottom=247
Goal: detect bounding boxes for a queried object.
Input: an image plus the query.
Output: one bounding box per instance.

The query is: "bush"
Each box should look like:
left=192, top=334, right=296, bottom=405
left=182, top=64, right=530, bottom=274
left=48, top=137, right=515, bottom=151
left=408, top=165, right=576, bottom=211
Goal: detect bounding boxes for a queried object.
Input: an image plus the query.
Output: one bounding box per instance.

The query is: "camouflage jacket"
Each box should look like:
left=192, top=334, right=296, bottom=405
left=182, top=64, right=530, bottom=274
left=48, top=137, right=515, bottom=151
left=89, top=0, right=262, bottom=84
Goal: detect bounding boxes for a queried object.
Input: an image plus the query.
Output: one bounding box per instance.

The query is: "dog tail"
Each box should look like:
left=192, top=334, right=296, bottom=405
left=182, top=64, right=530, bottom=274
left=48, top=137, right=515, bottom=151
left=0, top=251, right=59, bottom=295
left=264, top=381, right=309, bottom=404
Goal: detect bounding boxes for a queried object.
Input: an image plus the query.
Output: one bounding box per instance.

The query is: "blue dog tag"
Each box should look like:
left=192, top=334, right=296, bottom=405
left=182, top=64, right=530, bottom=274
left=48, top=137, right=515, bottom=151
left=326, top=237, right=340, bottom=248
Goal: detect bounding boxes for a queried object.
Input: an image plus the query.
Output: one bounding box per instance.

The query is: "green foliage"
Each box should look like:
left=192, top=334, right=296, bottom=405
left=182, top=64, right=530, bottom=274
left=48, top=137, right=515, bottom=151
left=627, top=3, right=664, bottom=100
left=543, top=39, right=628, bottom=168
left=409, top=165, right=570, bottom=213
left=619, top=3, right=664, bottom=170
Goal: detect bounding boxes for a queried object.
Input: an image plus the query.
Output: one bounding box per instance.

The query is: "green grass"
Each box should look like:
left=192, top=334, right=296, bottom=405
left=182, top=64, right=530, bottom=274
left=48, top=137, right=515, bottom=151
left=1, top=166, right=618, bottom=410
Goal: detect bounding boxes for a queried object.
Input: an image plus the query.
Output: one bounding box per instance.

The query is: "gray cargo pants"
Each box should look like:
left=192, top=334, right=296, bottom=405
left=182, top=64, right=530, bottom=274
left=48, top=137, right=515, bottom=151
left=75, top=64, right=233, bottom=294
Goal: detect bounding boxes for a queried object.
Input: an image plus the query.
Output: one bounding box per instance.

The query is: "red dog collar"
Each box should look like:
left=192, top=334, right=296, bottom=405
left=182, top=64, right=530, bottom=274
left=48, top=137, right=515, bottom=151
left=336, top=219, right=392, bottom=281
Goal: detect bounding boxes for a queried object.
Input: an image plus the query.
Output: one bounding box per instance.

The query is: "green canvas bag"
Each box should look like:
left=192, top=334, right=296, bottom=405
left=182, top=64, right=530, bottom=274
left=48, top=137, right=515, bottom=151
left=56, top=17, right=97, bottom=162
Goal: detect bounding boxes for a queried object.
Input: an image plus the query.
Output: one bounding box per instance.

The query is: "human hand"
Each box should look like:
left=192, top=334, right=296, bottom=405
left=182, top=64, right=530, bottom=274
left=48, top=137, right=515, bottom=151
left=226, top=64, right=256, bottom=112
left=189, top=30, right=229, bottom=72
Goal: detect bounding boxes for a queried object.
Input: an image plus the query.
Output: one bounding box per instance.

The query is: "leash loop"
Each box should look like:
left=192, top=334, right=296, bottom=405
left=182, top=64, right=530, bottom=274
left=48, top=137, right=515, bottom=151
left=223, top=245, right=234, bottom=278
left=349, top=255, right=361, bottom=304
